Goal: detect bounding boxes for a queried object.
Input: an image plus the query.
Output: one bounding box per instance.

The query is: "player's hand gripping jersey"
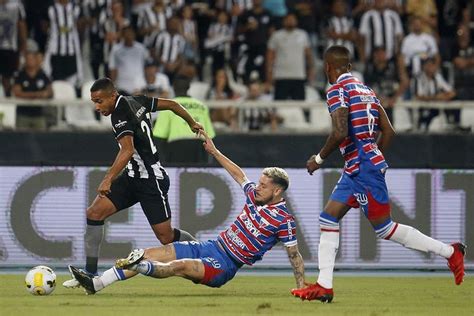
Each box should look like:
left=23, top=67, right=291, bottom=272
left=217, top=182, right=297, bottom=265
left=326, top=73, right=388, bottom=175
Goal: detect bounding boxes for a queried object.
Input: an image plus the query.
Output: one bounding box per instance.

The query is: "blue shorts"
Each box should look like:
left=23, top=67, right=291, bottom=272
left=173, top=240, right=242, bottom=288
left=330, top=164, right=390, bottom=221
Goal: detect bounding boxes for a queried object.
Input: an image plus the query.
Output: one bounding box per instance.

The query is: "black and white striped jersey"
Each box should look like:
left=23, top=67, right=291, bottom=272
left=46, top=1, right=82, bottom=56
left=359, top=9, right=403, bottom=60
left=0, top=1, right=26, bottom=51
left=111, top=95, right=165, bottom=179
left=82, top=0, right=111, bottom=36
left=149, top=31, right=185, bottom=63
left=326, top=16, right=355, bottom=57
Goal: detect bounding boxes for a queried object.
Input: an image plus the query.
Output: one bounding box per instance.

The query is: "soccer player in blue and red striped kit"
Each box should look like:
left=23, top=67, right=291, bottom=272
left=292, top=45, right=466, bottom=302
left=68, top=131, right=307, bottom=294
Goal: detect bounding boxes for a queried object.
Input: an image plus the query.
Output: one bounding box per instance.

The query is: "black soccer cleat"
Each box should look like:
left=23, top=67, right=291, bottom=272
left=68, top=265, right=97, bottom=295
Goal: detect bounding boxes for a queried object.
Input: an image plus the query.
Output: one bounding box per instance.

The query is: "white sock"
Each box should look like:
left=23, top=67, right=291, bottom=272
left=93, top=267, right=121, bottom=291
left=317, top=231, right=339, bottom=289
left=389, top=223, right=454, bottom=258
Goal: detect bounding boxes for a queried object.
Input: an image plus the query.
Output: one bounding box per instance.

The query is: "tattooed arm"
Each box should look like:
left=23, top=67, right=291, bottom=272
left=286, top=244, right=305, bottom=288
left=306, top=107, right=349, bottom=175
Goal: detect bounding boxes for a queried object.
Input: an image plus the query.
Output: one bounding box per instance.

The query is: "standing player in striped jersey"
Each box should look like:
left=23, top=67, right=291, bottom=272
left=292, top=46, right=466, bottom=302
left=63, top=78, right=202, bottom=289
left=67, top=131, right=307, bottom=295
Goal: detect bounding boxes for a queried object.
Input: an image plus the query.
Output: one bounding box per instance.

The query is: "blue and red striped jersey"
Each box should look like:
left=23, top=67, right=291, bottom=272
left=217, top=182, right=297, bottom=265
left=326, top=72, right=388, bottom=175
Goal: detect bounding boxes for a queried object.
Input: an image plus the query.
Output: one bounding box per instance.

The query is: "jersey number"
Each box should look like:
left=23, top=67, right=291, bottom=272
left=141, top=121, right=157, bottom=154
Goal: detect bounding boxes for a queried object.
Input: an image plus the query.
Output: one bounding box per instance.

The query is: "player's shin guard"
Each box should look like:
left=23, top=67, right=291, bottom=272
left=317, top=212, right=340, bottom=289
left=387, top=223, right=454, bottom=258
left=85, top=219, right=105, bottom=274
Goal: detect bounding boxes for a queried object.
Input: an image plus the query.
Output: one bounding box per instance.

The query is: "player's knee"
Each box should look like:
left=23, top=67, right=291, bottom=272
left=373, top=219, right=398, bottom=240
left=319, top=212, right=340, bottom=232
left=155, top=230, right=174, bottom=245
left=86, top=205, right=107, bottom=221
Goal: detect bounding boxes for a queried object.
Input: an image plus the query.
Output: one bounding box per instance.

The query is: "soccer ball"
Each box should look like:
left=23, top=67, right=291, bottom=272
left=25, top=265, right=56, bottom=296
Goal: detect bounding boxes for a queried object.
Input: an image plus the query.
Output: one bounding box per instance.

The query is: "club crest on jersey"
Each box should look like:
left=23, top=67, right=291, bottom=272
left=136, top=106, right=146, bottom=118
left=114, top=120, right=127, bottom=128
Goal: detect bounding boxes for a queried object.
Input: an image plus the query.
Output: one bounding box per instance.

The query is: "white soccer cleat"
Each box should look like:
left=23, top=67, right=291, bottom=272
left=115, top=248, right=145, bottom=269
left=62, top=277, right=81, bottom=289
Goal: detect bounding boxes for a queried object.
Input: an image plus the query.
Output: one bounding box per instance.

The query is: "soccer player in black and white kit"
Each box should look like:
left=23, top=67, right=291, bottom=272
left=64, top=78, right=203, bottom=288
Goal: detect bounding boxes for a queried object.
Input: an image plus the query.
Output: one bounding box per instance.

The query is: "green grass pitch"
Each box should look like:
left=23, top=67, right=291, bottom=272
left=1, top=274, right=473, bottom=316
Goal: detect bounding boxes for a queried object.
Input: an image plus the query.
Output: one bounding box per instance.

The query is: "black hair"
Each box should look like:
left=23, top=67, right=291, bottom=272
left=90, top=78, right=116, bottom=93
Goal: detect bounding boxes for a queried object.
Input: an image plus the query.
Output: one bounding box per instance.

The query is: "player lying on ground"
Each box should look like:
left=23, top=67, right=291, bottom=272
left=69, top=131, right=307, bottom=294
left=292, top=45, right=466, bottom=303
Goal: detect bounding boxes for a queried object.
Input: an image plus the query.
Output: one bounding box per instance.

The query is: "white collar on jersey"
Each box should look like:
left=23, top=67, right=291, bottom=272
left=336, top=72, right=352, bottom=83
left=114, top=95, right=123, bottom=109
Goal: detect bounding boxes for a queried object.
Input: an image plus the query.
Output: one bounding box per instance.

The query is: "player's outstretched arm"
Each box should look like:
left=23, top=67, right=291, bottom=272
left=306, top=107, right=349, bottom=175
left=98, top=135, right=134, bottom=197
left=376, top=104, right=395, bottom=154
left=286, top=244, right=305, bottom=289
left=200, top=131, right=248, bottom=186
left=156, top=98, right=204, bottom=133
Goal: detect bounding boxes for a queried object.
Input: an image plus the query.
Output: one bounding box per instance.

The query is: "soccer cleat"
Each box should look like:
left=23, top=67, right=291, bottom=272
left=115, top=248, right=145, bottom=269
left=62, top=277, right=81, bottom=289
left=68, top=265, right=97, bottom=295
left=447, top=243, right=466, bottom=285
left=291, top=283, right=334, bottom=303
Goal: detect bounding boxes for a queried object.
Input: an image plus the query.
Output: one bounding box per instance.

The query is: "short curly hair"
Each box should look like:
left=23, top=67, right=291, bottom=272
left=262, top=167, right=289, bottom=191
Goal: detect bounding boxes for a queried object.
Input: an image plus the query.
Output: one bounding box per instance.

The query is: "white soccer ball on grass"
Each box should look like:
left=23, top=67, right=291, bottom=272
left=25, top=265, right=56, bottom=295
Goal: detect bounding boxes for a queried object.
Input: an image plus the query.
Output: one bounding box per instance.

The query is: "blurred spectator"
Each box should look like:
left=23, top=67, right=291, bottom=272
left=436, top=0, right=469, bottom=61
left=207, top=68, right=239, bottom=130
left=12, top=45, right=53, bottom=130
left=401, top=15, right=440, bottom=79
left=325, top=0, right=359, bottom=59
left=137, top=0, right=170, bottom=45
left=405, top=0, right=437, bottom=34
left=286, top=0, right=319, bottom=53
left=453, top=25, right=474, bottom=100
left=364, top=46, right=409, bottom=123
left=109, top=26, right=149, bottom=95
left=153, top=72, right=215, bottom=163
left=102, top=0, right=130, bottom=77
left=358, top=0, right=403, bottom=62
left=266, top=13, right=314, bottom=101
left=143, top=61, right=171, bottom=98
left=149, top=16, right=185, bottom=81
left=412, top=57, right=460, bottom=132
left=22, top=0, right=50, bottom=53
left=83, top=0, right=111, bottom=79
left=130, top=0, right=153, bottom=31
left=236, top=0, right=274, bottom=83
left=242, top=80, right=280, bottom=131
left=204, top=10, right=233, bottom=74
left=44, top=0, right=85, bottom=89
left=180, top=5, right=199, bottom=61
left=0, top=0, right=27, bottom=97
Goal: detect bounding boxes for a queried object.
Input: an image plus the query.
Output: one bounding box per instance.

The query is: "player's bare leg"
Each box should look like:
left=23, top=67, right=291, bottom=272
left=151, top=219, right=197, bottom=245
left=370, top=215, right=466, bottom=285
left=128, top=258, right=205, bottom=284
left=63, top=196, right=117, bottom=289
left=293, top=200, right=350, bottom=302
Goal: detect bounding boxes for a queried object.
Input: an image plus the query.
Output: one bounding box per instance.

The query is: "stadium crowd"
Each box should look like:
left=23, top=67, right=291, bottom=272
left=0, top=0, right=473, bottom=132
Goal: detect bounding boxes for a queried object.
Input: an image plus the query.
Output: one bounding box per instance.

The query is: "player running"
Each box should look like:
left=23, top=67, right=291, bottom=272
left=292, top=46, right=466, bottom=302
left=64, top=78, right=202, bottom=288
left=68, top=131, right=307, bottom=294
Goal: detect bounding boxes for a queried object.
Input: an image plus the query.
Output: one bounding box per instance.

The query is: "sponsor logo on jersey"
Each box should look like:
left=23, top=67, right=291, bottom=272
left=114, top=120, right=127, bottom=128
left=136, top=106, right=146, bottom=118
left=239, top=212, right=261, bottom=238
left=226, top=229, right=246, bottom=249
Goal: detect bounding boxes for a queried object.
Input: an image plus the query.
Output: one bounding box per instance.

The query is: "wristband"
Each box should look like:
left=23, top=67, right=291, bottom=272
left=315, top=153, right=324, bottom=165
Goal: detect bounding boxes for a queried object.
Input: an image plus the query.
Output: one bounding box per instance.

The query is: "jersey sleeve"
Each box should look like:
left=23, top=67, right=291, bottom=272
left=242, top=181, right=257, bottom=205
left=277, top=215, right=297, bottom=247
left=132, top=95, right=158, bottom=112
left=111, top=98, right=134, bottom=140
left=326, top=84, right=349, bottom=114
